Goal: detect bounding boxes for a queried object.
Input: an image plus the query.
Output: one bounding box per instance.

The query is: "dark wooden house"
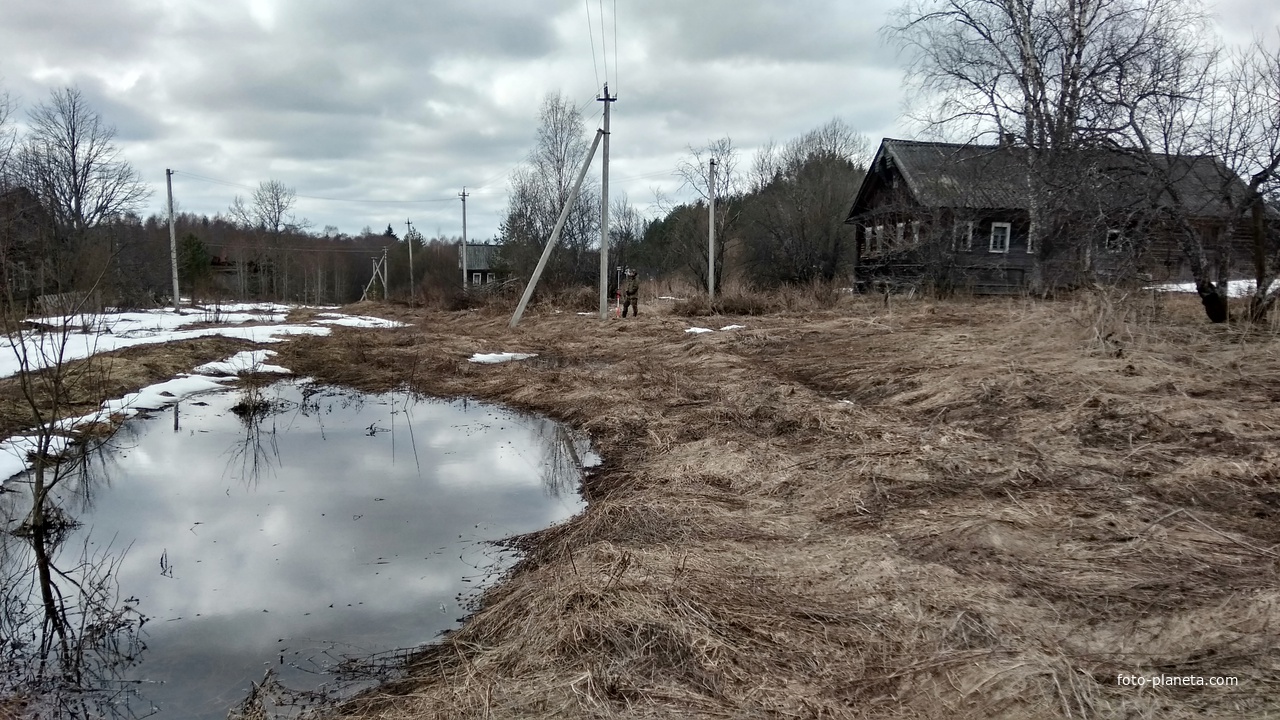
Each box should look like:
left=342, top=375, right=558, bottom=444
left=845, top=138, right=1260, bottom=294
left=460, top=242, right=499, bottom=286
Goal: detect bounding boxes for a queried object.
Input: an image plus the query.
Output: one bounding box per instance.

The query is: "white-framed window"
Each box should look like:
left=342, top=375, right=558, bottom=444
left=472, top=271, right=483, bottom=285
left=1105, top=229, right=1124, bottom=251
left=874, top=225, right=885, bottom=254
left=989, top=222, right=1011, bottom=253
left=895, top=222, right=905, bottom=248
left=911, top=221, right=921, bottom=245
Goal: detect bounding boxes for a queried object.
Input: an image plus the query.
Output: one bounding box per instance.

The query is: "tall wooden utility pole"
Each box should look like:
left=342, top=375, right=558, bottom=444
left=708, top=158, right=717, bottom=303
left=598, top=84, right=616, bottom=319
left=510, top=129, right=604, bottom=328
left=405, top=218, right=414, bottom=297
left=460, top=188, right=470, bottom=289
left=166, top=169, right=180, bottom=312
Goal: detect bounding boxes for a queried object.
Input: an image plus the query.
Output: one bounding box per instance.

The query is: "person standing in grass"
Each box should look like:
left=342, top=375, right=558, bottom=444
left=622, top=269, right=640, bottom=318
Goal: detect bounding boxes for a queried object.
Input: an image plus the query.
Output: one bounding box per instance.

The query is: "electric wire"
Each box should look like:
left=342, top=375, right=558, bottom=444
left=175, top=171, right=456, bottom=204
left=598, top=0, right=609, bottom=85
left=613, top=0, right=619, bottom=96
left=584, top=0, right=601, bottom=89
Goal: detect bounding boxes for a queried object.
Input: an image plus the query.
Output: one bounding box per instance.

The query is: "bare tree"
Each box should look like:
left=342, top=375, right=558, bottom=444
left=0, top=88, right=15, bottom=182
left=887, top=0, right=1207, bottom=290
left=745, top=119, right=870, bottom=285
left=670, top=138, right=742, bottom=293
left=17, top=87, right=149, bottom=237
left=498, top=93, right=600, bottom=290
left=1205, top=40, right=1280, bottom=320
left=229, top=180, right=308, bottom=299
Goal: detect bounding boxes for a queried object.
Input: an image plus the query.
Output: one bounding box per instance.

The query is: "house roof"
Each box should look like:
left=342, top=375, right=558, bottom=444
left=459, top=243, right=496, bottom=271
left=847, top=138, right=1252, bottom=221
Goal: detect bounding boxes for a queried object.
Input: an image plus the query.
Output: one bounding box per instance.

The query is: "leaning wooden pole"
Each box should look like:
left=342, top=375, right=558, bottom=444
left=509, top=129, right=604, bottom=329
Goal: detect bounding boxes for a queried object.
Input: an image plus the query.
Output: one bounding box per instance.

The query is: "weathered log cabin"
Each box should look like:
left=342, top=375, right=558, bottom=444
left=845, top=138, right=1263, bottom=294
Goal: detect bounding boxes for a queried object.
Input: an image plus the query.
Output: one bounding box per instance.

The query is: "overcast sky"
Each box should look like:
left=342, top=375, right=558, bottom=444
left=1, top=0, right=1275, bottom=241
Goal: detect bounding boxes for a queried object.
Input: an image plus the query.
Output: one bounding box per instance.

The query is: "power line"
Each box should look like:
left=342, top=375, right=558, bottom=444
left=598, top=0, right=609, bottom=84
left=584, top=0, right=601, bottom=89
left=174, top=171, right=456, bottom=204
left=613, top=0, right=620, bottom=96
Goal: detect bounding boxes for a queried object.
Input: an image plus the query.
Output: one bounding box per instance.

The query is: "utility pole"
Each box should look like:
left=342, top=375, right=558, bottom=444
left=708, top=158, right=717, bottom=303
left=166, top=169, right=180, bottom=312
left=510, top=129, right=604, bottom=328
left=598, top=84, right=616, bottom=319
left=460, top=188, right=470, bottom=289
left=405, top=218, right=414, bottom=298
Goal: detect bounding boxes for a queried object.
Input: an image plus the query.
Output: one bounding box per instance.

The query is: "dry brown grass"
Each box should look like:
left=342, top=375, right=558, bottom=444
left=267, top=289, right=1280, bottom=719
left=8, top=288, right=1280, bottom=718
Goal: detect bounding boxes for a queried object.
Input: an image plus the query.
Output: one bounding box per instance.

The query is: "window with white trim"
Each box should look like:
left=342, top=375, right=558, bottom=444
left=895, top=222, right=904, bottom=247
left=874, top=225, right=885, bottom=254
left=472, top=271, right=483, bottom=285
left=911, top=221, right=921, bottom=245
left=989, top=222, right=1011, bottom=253
left=1104, top=229, right=1124, bottom=251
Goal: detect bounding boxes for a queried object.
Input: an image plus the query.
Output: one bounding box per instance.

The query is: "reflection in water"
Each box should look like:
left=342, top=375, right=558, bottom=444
left=1, top=433, right=149, bottom=718
left=2, top=380, right=590, bottom=718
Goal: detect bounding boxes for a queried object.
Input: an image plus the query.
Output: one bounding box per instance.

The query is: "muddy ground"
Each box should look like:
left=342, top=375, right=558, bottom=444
left=7, top=290, right=1280, bottom=718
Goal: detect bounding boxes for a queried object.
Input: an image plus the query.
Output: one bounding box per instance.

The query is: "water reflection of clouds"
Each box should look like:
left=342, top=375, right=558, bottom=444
left=54, top=381, right=586, bottom=718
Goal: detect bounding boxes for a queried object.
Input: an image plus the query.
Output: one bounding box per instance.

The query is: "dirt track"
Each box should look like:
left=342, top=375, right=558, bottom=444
left=264, top=292, right=1278, bottom=719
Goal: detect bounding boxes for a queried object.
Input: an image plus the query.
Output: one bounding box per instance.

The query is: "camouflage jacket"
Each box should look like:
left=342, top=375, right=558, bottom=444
left=624, top=276, right=639, bottom=298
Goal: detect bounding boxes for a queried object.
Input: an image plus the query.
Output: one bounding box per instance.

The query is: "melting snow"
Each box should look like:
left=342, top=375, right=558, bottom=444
left=0, top=304, right=405, bottom=482
left=314, top=313, right=409, bottom=328
left=1146, top=279, right=1279, bottom=298
left=685, top=327, right=714, bottom=334
left=720, top=324, right=746, bottom=331
left=469, top=352, right=537, bottom=364
left=194, top=350, right=292, bottom=376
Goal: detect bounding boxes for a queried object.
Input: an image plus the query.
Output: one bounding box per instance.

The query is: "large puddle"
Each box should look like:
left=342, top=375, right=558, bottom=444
left=0, top=380, right=590, bottom=718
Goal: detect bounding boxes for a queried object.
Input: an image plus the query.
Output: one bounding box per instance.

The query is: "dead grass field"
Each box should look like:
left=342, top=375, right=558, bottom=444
left=7, top=290, right=1280, bottom=718
left=273, top=290, right=1279, bottom=720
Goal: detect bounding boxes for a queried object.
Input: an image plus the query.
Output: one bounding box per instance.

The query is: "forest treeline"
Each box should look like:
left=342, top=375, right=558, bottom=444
left=0, top=85, right=871, bottom=311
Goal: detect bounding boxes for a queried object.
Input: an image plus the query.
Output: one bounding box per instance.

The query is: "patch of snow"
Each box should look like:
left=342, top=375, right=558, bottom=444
left=0, top=324, right=330, bottom=379
left=469, top=352, right=537, bottom=364
left=1146, top=279, right=1279, bottom=298
left=314, top=315, right=409, bottom=328
left=685, top=327, right=714, bottom=334
left=101, top=375, right=240, bottom=413
left=0, top=435, right=74, bottom=483
left=194, top=350, right=292, bottom=376
left=720, top=324, right=746, bottom=331
left=1, top=303, right=410, bottom=483
left=657, top=296, right=682, bottom=300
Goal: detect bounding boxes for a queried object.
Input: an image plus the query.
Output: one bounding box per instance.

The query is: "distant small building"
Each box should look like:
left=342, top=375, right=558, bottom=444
left=459, top=242, right=499, bottom=286
left=845, top=138, right=1262, bottom=294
